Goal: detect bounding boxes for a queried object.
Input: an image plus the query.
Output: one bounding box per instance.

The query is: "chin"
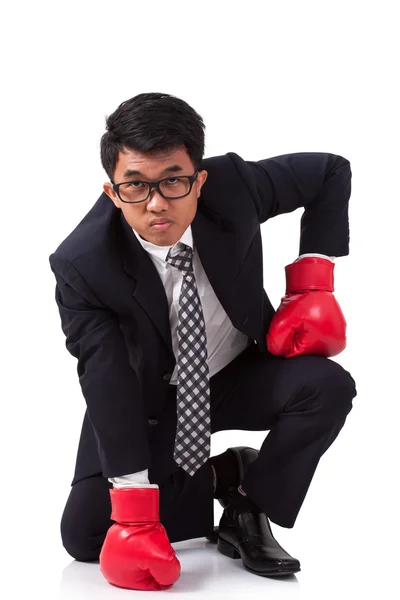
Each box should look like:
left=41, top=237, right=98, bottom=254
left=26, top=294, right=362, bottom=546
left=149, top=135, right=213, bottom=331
left=149, top=232, right=179, bottom=247
left=153, top=228, right=183, bottom=244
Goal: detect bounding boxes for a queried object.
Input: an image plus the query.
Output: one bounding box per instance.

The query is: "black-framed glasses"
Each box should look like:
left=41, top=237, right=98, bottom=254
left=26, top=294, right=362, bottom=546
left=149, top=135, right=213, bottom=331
left=112, top=170, right=199, bottom=204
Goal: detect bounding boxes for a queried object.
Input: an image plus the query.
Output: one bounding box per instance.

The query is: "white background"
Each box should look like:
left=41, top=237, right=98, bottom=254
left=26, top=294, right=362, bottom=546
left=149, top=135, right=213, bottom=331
left=1, top=1, right=399, bottom=598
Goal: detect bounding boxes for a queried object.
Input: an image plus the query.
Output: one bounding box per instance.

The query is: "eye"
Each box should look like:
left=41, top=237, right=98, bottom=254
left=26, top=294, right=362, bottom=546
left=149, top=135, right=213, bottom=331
left=128, top=181, right=143, bottom=188
left=166, top=178, right=178, bottom=184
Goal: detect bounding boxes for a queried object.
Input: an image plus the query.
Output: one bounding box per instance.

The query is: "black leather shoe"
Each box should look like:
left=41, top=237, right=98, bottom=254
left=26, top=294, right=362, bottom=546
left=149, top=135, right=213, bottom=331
left=205, top=446, right=259, bottom=544
left=217, top=504, right=301, bottom=577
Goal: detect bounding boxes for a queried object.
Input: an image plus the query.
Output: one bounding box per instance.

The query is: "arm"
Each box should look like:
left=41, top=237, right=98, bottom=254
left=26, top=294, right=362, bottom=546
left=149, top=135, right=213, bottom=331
left=229, top=151, right=352, bottom=357
left=228, top=151, right=351, bottom=258
left=49, top=253, right=151, bottom=478
left=49, top=257, right=181, bottom=591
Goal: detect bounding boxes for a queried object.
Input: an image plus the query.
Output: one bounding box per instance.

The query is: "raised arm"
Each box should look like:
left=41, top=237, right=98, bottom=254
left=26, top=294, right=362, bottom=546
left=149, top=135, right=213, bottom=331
left=228, top=151, right=351, bottom=258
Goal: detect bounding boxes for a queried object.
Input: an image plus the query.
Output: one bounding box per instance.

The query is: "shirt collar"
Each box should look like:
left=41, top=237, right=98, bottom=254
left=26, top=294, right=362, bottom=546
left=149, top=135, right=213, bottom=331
left=131, top=224, right=194, bottom=261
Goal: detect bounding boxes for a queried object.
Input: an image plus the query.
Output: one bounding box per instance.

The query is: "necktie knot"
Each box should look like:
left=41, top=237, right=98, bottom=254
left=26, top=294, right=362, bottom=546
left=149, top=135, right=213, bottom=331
left=166, top=243, right=194, bottom=275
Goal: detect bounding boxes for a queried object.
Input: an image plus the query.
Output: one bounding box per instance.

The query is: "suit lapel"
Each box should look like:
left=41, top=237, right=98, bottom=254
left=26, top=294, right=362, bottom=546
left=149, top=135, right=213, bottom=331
left=117, top=202, right=246, bottom=356
left=191, top=208, right=239, bottom=312
left=118, top=212, right=173, bottom=353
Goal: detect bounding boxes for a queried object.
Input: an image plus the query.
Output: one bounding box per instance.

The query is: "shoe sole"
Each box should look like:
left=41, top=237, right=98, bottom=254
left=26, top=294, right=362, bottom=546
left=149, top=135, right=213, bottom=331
left=217, top=536, right=301, bottom=577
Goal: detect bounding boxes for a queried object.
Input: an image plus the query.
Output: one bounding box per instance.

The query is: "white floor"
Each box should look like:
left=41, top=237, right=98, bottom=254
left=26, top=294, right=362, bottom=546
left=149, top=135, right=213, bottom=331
left=18, top=525, right=392, bottom=600
left=11, top=480, right=397, bottom=600
left=5, top=426, right=399, bottom=599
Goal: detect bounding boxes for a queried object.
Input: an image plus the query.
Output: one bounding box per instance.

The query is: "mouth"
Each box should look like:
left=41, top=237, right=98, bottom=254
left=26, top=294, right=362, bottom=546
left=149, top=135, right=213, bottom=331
left=150, top=220, right=173, bottom=230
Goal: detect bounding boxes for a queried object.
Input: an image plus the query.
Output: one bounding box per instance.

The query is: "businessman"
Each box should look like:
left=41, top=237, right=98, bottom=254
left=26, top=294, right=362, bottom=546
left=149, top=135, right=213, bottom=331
left=49, top=92, right=357, bottom=590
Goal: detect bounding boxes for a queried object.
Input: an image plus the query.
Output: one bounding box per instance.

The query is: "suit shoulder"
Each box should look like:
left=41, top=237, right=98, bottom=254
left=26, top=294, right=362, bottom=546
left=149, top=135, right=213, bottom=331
left=49, top=192, right=119, bottom=269
left=200, top=152, right=244, bottom=171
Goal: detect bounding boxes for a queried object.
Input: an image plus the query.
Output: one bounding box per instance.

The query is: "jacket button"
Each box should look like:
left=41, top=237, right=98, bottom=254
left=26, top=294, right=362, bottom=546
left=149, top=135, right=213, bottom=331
left=163, top=373, right=172, bottom=381
left=148, top=418, right=159, bottom=425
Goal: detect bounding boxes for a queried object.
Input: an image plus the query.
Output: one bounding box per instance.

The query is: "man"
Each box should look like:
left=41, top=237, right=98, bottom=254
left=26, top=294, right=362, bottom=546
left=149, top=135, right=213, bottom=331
left=49, top=92, right=357, bottom=591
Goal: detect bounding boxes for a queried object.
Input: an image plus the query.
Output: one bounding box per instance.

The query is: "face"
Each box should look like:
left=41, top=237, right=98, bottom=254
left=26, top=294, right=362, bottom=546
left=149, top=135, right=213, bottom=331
left=103, top=146, right=208, bottom=246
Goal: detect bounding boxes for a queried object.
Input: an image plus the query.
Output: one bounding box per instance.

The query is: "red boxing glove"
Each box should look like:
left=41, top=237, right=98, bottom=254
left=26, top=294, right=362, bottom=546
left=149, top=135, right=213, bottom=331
left=266, top=257, right=346, bottom=358
left=100, top=487, right=181, bottom=591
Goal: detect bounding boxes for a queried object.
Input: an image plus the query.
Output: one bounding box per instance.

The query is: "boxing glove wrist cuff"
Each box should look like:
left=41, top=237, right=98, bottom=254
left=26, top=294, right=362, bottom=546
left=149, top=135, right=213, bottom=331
left=285, top=257, right=334, bottom=294
left=110, top=487, right=159, bottom=523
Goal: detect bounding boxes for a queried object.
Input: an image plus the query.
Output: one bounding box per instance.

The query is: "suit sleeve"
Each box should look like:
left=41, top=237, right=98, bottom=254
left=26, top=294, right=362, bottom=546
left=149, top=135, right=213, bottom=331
left=49, top=253, right=151, bottom=478
left=228, top=151, right=352, bottom=257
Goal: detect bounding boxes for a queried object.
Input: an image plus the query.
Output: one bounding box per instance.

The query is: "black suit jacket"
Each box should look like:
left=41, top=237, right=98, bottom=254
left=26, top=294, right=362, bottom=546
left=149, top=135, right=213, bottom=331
left=49, top=151, right=351, bottom=485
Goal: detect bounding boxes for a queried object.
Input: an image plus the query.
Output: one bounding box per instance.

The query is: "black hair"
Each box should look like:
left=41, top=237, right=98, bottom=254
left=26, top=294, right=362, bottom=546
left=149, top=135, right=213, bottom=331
left=100, top=92, right=206, bottom=182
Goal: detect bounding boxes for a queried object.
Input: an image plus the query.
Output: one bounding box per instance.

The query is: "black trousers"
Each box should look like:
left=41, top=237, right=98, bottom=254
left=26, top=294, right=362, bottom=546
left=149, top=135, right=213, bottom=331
left=61, top=342, right=357, bottom=561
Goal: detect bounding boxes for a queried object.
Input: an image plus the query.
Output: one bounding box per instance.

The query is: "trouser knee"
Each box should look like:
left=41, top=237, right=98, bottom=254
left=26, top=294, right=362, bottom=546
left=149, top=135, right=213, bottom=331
left=60, top=476, right=113, bottom=562
left=60, top=511, right=106, bottom=562
left=289, top=357, right=357, bottom=424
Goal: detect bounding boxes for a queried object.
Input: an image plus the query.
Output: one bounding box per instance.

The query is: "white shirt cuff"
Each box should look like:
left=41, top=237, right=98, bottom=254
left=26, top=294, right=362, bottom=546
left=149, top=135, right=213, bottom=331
left=108, top=468, right=159, bottom=489
left=295, top=253, right=335, bottom=263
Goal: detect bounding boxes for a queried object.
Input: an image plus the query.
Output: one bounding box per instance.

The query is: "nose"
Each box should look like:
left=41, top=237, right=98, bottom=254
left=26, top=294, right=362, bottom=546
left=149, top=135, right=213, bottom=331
left=146, top=188, right=169, bottom=211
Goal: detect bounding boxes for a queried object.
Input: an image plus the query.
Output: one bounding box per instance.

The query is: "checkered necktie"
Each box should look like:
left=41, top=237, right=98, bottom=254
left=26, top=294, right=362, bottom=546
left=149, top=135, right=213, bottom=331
left=166, top=242, right=211, bottom=476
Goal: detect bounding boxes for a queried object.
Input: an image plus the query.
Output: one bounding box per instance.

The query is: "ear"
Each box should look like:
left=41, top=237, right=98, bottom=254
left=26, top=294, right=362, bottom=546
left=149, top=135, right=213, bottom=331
left=197, top=169, right=208, bottom=196
left=103, top=182, right=121, bottom=208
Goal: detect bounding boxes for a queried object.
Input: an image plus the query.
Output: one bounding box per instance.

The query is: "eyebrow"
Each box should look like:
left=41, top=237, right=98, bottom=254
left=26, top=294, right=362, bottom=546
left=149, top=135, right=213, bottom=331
left=122, top=164, right=185, bottom=180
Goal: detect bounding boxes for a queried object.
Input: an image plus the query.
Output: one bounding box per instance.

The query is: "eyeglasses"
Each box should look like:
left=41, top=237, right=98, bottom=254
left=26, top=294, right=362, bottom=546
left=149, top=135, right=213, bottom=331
left=112, top=171, right=199, bottom=204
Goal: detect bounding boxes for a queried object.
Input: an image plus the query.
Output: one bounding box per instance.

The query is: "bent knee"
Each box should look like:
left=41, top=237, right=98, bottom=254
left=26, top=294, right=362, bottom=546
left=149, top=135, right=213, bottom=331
left=61, top=515, right=106, bottom=562
left=292, top=356, right=357, bottom=418
left=60, top=476, right=112, bottom=562
left=313, top=357, right=357, bottom=417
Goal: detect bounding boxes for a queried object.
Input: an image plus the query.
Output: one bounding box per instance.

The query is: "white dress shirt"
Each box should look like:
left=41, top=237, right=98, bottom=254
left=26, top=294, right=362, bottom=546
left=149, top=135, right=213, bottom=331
left=110, top=225, right=335, bottom=489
